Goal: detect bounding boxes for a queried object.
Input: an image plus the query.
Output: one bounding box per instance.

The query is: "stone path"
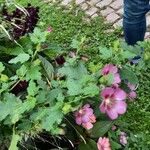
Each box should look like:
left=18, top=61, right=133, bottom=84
left=47, top=0, right=150, bottom=38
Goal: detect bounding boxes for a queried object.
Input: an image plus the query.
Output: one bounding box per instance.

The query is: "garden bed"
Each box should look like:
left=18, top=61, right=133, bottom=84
left=0, top=0, right=150, bottom=150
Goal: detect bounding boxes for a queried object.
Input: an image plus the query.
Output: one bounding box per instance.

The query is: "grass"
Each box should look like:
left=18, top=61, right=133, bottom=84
left=17, top=0, right=120, bottom=55
left=119, top=68, right=150, bottom=147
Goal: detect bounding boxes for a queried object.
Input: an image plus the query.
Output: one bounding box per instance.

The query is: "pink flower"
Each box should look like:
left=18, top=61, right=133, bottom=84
left=97, top=137, right=111, bottom=150
left=129, top=91, right=137, bottom=99
left=75, top=104, right=96, bottom=130
left=100, top=87, right=127, bottom=120
left=127, top=83, right=137, bottom=100
left=47, top=26, right=53, bottom=32
left=127, top=83, right=136, bottom=91
left=101, top=64, right=121, bottom=85
left=119, top=132, right=127, bottom=146
left=112, top=125, right=117, bottom=131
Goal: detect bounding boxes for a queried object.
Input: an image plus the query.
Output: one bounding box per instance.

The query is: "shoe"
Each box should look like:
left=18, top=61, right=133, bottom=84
left=130, top=56, right=141, bottom=65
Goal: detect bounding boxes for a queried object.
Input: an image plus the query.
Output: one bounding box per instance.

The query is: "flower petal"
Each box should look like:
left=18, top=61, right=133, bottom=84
left=101, top=87, right=114, bottom=98
left=114, top=88, right=127, bottom=101
left=127, top=83, right=136, bottom=91
left=114, top=73, right=121, bottom=84
left=82, top=122, right=93, bottom=130
left=99, top=101, right=106, bottom=113
left=76, top=116, right=82, bottom=125
left=90, top=114, right=96, bottom=123
left=82, top=115, right=89, bottom=123
left=109, top=64, right=118, bottom=74
left=115, top=101, right=127, bottom=114
left=101, top=64, right=118, bottom=75
left=129, top=91, right=137, bottom=99
left=83, top=104, right=90, bottom=109
left=106, top=108, right=118, bottom=120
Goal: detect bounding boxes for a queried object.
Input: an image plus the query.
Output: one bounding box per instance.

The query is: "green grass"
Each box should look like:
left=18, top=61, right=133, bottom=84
left=119, top=68, right=150, bottom=145
left=17, top=0, right=120, bottom=55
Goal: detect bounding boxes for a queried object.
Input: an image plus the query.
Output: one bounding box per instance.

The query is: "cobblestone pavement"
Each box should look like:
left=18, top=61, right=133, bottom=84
left=46, top=0, right=150, bottom=38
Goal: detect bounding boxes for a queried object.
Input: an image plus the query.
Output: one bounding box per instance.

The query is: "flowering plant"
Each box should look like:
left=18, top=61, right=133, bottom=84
left=0, top=25, right=140, bottom=149
left=0, top=2, right=144, bottom=149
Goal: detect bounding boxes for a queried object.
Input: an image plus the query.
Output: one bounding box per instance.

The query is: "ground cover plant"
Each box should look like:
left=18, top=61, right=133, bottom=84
left=0, top=0, right=150, bottom=149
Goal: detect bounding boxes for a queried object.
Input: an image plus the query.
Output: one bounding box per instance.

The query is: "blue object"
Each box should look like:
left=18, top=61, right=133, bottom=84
left=123, top=0, right=150, bottom=63
left=123, top=0, right=150, bottom=45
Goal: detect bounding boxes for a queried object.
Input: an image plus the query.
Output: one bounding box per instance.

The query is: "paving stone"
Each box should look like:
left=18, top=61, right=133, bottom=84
left=91, top=13, right=98, bottom=18
left=76, top=0, right=85, bottom=5
left=81, top=3, right=88, bottom=10
left=145, top=32, right=150, bottom=39
left=100, top=7, right=114, bottom=17
left=106, top=12, right=120, bottom=23
left=50, top=0, right=150, bottom=33
left=96, top=0, right=112, bottom=9
left=61, top=0, right=72, bottom=5
left=117, top=8, right=123, bottom=15
left=110, top=0, right=123, bottom=10
left=146, top=16, right=150, bottom=27
left=113, top=18, right=123, bottom=28
left=104, top=29, right=114, bottom=33
left=85, top=7, right=98, bottom=16
left=87, top=0, right=101, bottom=5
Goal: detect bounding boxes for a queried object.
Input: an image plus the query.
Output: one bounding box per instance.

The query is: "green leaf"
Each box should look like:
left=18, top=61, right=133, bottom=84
left=106, top=73, right=114, bottom=85
left=9, top=53, right=30, bottom=64
left=9, top=131, right=20, bottom=150
left=120, top=66, right=138, bottom=84
left=0, top=93, right=36, bottom=124
left=0, top=93, right=19, bottom=121
left=0, top=62, right=5, bottom=73
left=110, top=139, right=122, bottom=150
left=82, top=84, right=99, bottom=96
left=121, top=51, right=137, bottom=59
left=66, top=79, right=82, bottom=96
left=17, top=119, right=32, bottom=132
left=0, top=74, right=9, bottom=82
left=16, top=65, right=27, bottom=78
left=41, top=108, right=63, bottom=131
left=26, top=65, right=41, bottom=80
left=78, top=139, right=97, bottom=150
left=36, top=90, right=47, bottom=104
left=11, top=97, right=36, bottom=124
left=71, top=38, right=80, bottom=50
left=47, top=88, right=62, bottom=102
left=27, top=80, right=39, bottom=96
left=0, top=83, right=9, bottom=93
left=99, top=47, right=112, bottom=59
left=39, top=55, right=54, bottom=79
left=89, top=121, right=113, bottom=138
left=7, top=47, right=25, bottom=56
left=58, top=60, right=87, bottom=80
left=30, top=108, right=48, bottom=121
left=30, top=27, right=46, bottom=44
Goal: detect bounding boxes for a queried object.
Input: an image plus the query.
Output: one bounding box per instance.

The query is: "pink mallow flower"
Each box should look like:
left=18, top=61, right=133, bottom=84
left=97, top=137, right=111, bottom=150
left=101, top=64, right=121, bottom=85
left=75, top=104, right=96, bottom=130
left=100, top=87, right=127, bottom=120
left=128, top=91, right=137, bottom=99
left=47, top=26, right=53, bottom=32
left=127, top=83, right=137, bottom=100
left=119, top=132, right=127, bottom=146
left=112, top=125, right=117, bottom=131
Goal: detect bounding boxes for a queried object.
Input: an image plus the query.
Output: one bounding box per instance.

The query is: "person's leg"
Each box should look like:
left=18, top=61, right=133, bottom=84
left=123, top=0, right=150, bottom=45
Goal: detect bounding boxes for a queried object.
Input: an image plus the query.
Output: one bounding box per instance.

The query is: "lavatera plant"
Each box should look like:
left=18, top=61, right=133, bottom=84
left=0, top=27, right=139, bottom=150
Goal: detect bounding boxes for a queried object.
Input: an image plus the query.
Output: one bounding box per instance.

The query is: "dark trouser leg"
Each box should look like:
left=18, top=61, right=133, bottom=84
left=123, top=0, right=150, bottom=45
